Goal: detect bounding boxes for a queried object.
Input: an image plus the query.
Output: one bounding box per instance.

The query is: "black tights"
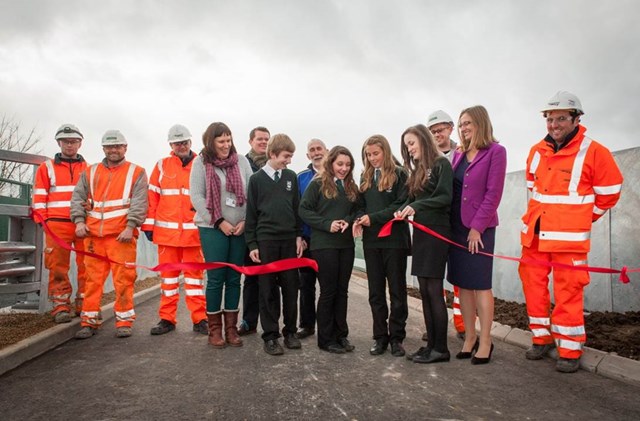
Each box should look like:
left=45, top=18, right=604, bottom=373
left=418, top=277, right=449, bottom=353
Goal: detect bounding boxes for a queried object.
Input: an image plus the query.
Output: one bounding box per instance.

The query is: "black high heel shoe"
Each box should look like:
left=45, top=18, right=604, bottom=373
left=455, top=339, right=479, bottom=359
left=471, top=343, right=494, bottom=365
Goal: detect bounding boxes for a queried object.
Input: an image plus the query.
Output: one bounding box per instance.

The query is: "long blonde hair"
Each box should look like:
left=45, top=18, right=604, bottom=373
left=318, top=146, right=358, bottom=202
left=360, top=135, right=398, bottom=192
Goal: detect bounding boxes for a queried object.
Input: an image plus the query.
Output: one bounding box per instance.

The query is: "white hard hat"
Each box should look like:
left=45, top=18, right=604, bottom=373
left=427, top=110, right=454, bottom=128
left=55, top=124, right=83, bottom=141
left=167, top=124, right=192, bottom=143
left=541, top=91, right=584, bottom=115
left=101, top=130, right=127, bottom=146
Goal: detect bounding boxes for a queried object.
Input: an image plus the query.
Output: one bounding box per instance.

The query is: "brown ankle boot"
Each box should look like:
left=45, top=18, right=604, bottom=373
left=223, top=311, right=243, bottom=347
left=207, top=313, right=225, bottom=348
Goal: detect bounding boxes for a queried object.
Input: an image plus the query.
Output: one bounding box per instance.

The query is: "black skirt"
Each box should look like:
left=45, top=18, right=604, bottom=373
left=411, top=224, right=451, bottom=279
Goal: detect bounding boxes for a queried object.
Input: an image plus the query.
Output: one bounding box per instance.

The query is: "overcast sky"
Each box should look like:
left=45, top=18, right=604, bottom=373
left=1, top=0, right=638, bottom=174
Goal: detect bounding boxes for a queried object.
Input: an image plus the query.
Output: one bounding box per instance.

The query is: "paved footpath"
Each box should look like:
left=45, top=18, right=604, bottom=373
left=1, top=275, right=639, bottom=420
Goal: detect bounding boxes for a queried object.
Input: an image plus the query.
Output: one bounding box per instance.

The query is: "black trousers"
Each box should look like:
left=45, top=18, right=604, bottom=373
left=298, top=238, right=317, bottom=329
left=258, top=239, right=299, bottom=341
left=364, top=248, right=408, bottom=344
left=313, top=247, right=355, bottom=348
left=241, top=251, right=260, bottom=329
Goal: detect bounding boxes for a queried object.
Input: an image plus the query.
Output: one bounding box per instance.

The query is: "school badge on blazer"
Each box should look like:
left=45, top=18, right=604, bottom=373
left=286, top=181, right=292, bottom=191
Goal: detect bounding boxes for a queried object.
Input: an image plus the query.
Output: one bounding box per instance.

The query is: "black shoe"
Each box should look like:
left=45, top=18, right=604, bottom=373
left=192, top=319, right=208, bottom=335
left=390, top=342, right=405, bottom=357
left=237, top=320, right=257, bottom=336
left=150, top=319, right=175, bottom=335
left=338, top=338, right=355, bottom=352
left=284, top=334, right=302, bottom=349
left=525, top=343, right=555, bottom=360
left=471, top=343, right=494, bottom=365
left=556, top=357, right=580, bottom=373
left=369, top=339, right=388, bottom=356
left=421, top=331, right=429, bottom=341
left=321, top=343, right=346, bottom=354
left=455, top=339, right=480, bottom=359
left=406, top=346, right=431, bottom=361
left=294, top=327, right=315, bottom=339
left=414, top=349, right=451, bottom=364
left=264, top=339, right=284, bottom=356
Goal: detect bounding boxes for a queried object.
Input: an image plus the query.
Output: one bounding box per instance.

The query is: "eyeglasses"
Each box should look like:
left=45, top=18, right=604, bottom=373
left=430, top=127, right=450, bottom=136
left=459, top=121, right=473, bottom=128
left=103, top=144, right=125, bottom=150
left=58, top=139, right=81, bottom=145
left=546, top=116, right=573, bottom=124
left=171, top=140, right=190, bottom=147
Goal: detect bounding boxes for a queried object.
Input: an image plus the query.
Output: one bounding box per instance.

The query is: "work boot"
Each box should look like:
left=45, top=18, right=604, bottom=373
left=192, top=319, right=208, bottom=335
left=223, top=311, right=243, bottom=347
left=556, top=357, right=580, bottom=373
left=525, top=343, right=555, bottom=360
left=207, top=313, right=225, bottom=348
left=75, top=326, right=96, bottom=339
left=54, top=311, right=72, bottom=324
left=74, top=298, right=83, bottom=316
left=116, top=327, right=132, bottom=338
left=150, top=319, right=175, bottom=335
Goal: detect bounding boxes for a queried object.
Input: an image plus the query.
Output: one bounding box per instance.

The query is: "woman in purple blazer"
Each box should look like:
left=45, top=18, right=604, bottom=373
left=448, top=105, right=507, bottom=365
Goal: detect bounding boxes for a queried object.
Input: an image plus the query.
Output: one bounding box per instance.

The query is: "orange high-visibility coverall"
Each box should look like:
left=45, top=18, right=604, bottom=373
left=33, top=154, right=87, bottom=315
left=71, top=160, right=148, bottom=328
left=451, top=286, right=465, bottom=334
left=518, top=125, right=622, bottom=359
left=142, top=152, right=206, bottom=325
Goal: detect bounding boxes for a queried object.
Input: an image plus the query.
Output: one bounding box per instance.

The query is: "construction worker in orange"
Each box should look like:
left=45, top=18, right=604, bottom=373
left=70, top=130, right=148, bottom=339
left=519, top=91, right=623, bottom=373
left=142, top=124, right=208, bottom=336
left=32, top=124, right=88, bottom=324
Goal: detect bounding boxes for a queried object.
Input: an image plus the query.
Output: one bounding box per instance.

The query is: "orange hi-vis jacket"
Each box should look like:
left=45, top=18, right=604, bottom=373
left=33, top=154, right=87, bottom=220
left=84, top=161, right=147, bottom=237
left=141, top=152, right=200, bottom=247
left=521, top=125, right=623, bottom=253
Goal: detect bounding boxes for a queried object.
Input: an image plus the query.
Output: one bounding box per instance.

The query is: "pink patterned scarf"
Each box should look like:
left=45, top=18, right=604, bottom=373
left=205, top=152, right=246, bottom=224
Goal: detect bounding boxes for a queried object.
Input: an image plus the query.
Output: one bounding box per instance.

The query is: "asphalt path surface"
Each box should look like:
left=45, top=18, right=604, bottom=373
left=1, top=276, right=639, bottom=420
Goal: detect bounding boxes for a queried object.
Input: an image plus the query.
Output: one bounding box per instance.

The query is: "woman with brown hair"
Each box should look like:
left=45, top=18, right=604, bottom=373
left=299, top=146, right=359, bottom=354
left=448, top=106, right=506, bottom=364
left=189, top=122, right=254, bottom=349
left=395, top=124, right=453, bottom=364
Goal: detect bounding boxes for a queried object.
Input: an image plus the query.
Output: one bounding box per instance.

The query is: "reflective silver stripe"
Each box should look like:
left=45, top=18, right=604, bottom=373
left=52, top=293, right=71, bottom=300
left=521, top=223, right=529, bottom=234
left=88, top=208, right=129, bottom=219
left=149, top=184, right=161, bottom=193
left=556, top=338, right=583, bottom=351
left=121, top=163, right=137, bottom=204
left=572, top=259, right=588, bottom=266
left=116, top=309, right=136, bottom=319
left=82, top=311, right=100, bottom=317
left=93, top=198, right=131, bottom=208
left=162, top=289, right=180, bottom=297
left=49, top=185, right=76, bottom=193
left=182, top=188, right=190, bottom=195
left=593, top=206, right=606, bottom=215
left=156, top=221, right=179, bottom=229
left=552, top=324, right=585, bottom=336
left=143, top=218, right=154, bottom=225
left=529, top=151, right=541, bottom=175
left=539, top=231, right=590, bottom=241
left=453, top=296, right=460, bottom=304
left=185, top=289, right=204, bottom=296
left=33, top=203, right=47, bottom=209
left=46, top=200, right=71, bottom=208
left=157, top=159, right=164, bottom=184
left=569, top=136, right=592, bottom=194
left=529, top=316, right=550, bottom=325
left=184, top=277, right=203, bottom=286
left=526, top=181, right=534, bottom=189
left=453, top=308, right=462, bottom=316
left=34, top=188, right=48, bottom=195
left=160, top=188, right=181, bottom=195
left=163, top=277, right=180, bottom=285
left=183, top=223, right=197, bottom=230
left=593, top=184, right=622, bottom=195
left=45, top=160, right=56, bottom=186
left=531, top=191, right=594, bottom=205
left=532, top=328, right=551, bottom=337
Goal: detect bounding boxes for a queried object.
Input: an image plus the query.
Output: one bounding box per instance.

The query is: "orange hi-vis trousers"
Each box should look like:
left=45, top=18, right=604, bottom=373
left=80, top=236, right=137, bottom=328
left=451, top=286, right=465, bottom=334
left=44, top=221, right=86, bottom=315
left=157, top=245, right=206, bottom=325
left=518, top=236, right=589, bottom=359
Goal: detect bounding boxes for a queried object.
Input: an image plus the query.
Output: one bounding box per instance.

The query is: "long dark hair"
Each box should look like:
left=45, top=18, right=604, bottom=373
left=201, top=122, right=236, bottom=163
left=400, top=124, right=440, bottom=198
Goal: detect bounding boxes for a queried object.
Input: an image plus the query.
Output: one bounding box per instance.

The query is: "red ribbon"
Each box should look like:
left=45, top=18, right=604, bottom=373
left=379, top=217, right=637, bottom=284
left=31, top=209, right=318, bottom=274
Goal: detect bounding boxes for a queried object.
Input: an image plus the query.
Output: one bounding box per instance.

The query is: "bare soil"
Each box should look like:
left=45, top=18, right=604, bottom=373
left=0, top=276, right=161, bottom=350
